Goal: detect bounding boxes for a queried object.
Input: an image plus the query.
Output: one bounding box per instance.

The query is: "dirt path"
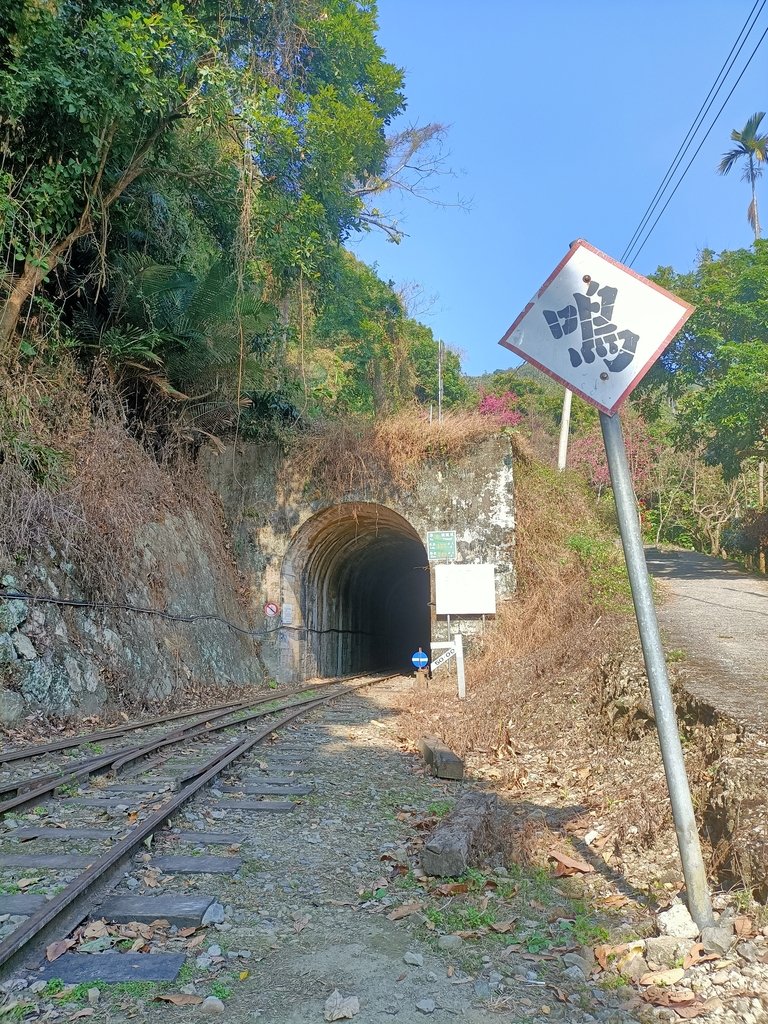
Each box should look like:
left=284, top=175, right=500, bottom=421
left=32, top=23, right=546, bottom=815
left=645, top=547, right=768, bottom=727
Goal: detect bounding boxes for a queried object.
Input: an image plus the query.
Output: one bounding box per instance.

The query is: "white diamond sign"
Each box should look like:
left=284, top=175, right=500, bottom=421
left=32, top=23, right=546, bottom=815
left=498, top=239, right=694, bottom=413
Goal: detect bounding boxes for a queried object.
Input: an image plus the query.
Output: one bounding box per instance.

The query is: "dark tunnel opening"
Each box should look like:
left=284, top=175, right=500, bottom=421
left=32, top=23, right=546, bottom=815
left=287, top=504, right=431, bottom=677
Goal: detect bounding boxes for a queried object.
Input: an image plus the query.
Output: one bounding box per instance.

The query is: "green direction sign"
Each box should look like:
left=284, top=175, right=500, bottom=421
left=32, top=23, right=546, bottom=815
left=427, top=530, right=457, bottom=562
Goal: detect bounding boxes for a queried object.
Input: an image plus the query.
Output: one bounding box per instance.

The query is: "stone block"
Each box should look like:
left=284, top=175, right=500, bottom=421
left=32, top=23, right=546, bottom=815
left=418, top=736, right=464, bottom=781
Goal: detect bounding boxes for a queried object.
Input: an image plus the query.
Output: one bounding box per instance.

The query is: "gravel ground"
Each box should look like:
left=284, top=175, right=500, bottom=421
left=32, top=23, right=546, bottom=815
left=2, top=677, right=768, bottom=1023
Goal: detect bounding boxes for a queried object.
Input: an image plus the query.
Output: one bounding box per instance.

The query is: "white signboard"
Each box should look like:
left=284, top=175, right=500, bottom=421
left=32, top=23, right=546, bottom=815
left=435, top=564, right=496, bottom=616
left=498, top=239, right=694, bottom=414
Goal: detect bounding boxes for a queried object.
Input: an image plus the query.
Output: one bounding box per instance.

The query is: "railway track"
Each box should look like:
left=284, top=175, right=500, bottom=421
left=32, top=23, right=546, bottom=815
left=0, top=673, right=394, bottom=980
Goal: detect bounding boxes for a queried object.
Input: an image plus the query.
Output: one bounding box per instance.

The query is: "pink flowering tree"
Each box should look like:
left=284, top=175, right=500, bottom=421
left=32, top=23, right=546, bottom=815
left=477, top=390, right=524, bottom=427
left=569, top=413, right=658, bottom=497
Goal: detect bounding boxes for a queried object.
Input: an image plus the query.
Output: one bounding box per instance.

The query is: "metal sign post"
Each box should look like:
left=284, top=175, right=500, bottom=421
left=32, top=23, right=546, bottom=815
left=498, top=238, right=714, bottom=929
left=600, top=411, right=713, bottom=928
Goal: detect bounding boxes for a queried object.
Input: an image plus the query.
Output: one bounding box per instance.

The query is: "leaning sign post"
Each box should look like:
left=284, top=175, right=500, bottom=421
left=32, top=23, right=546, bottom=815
left=499, top=239, right=714, bottom=930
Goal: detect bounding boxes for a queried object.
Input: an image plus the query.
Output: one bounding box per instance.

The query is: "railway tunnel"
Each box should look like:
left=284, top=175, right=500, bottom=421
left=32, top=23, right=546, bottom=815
left=281, top=503, right=431, bottom=678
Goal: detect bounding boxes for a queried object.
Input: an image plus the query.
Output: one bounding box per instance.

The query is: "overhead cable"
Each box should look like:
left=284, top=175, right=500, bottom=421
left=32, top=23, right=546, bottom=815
left=621, top=0, right=767, bottom=266
left=627, top=21, right=768, bottom=267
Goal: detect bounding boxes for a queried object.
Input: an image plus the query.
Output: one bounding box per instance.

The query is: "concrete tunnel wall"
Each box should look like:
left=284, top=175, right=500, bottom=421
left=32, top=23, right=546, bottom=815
left=280, top=503, right=431, bottom=678
left=199, top=434, right=516, bottom=684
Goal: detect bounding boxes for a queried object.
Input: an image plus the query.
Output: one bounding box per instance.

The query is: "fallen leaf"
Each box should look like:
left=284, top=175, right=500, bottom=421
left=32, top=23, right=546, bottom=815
left=324, top=991, right=360, bottom=1021
left=293, top=914, right=310, bottom=933
left=490, top=921, right=517, bottom=934
left=683, top=943, right=720, bottom=970
left=68, top=1010, right=95, bottom=1020
left=387, top=903, right=422, bottom=921
left=239, top=971, right=249, bottom=981
left=433, top=882, right=469, bottom=896
left=639, top=968, right=685, bottom=987
left=78, top=936, right=116, bottom=954
left=17, top=877, right=41, bottom=890
left=154, top=994, right=203, bottom=1006
left=177, top=927, right=196, bottom=938
left=548, top=851, right=594, bottom=876
left=46, top=939, right=75, bottom=962
left=602, top=894, right=629, bottom=908
left=186, top=934, right=206, bottom=949
left=734, top=915, right=753, bottom=938
left=82, top=920, right=109, bottom=940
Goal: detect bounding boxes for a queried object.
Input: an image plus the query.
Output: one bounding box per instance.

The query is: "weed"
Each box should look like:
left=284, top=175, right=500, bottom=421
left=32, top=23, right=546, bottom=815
left=666, top=649, right=686, bottom=663
left=394, top=871, right=422, bottom=892
left=175, top=962, right=194, bottom=985
left=41, top=980, right=64, bottom=997
left=0, top=1004, right=30, bottom=1022
left=83, top=742, right=104, bottom=754
left=210, top=981, right=232, bottom=1000
left=424, top=905, right=497, bottom=932
left=427, top=800, right=453, bottom=818
left=0, top=882, right=20, bottom=895
left=599, top=973, right=631, bottom=991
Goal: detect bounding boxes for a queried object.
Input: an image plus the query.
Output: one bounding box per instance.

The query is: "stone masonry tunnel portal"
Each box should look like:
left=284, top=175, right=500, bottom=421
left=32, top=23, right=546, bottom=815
left=281, top=504, right=430, bottom=679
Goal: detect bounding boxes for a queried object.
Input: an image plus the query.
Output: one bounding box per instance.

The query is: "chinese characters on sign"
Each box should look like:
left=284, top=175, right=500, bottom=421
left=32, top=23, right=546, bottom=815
left=498, top=239, right=694, bottom=414
left=543, top=278, right=639, bottom=374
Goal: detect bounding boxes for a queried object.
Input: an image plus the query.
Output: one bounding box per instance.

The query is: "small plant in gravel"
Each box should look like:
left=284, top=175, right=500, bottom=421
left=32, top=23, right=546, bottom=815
left=394, top=871, right=422, bottom=891
left=427, top=800, right=453, bottom=818
left=210, top=981, right=232, bottom=1000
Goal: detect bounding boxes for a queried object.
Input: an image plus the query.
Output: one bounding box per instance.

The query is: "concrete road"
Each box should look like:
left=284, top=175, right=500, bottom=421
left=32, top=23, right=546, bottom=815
left=645, top=547, right=768, bottom=727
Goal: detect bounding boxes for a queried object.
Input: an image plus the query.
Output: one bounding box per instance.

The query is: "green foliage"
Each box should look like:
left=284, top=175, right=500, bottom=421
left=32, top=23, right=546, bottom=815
left=427, top=800, right=453, bottom=818
left=1, top=1, right=464, bottom=436
left=567, top=533, right=632, bottom=611
left=209, top=981, right=232, bottom=1000
left=649, top=243, right=768, bottom=476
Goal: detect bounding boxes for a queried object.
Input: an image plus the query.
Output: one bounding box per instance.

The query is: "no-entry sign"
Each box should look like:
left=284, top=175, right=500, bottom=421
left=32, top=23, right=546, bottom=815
left=498, top=239, right=694, bottom=413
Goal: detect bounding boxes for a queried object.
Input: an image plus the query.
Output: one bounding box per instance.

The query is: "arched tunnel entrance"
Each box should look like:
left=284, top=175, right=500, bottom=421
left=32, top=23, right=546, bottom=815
left=281, top=503, right=431, bottom=679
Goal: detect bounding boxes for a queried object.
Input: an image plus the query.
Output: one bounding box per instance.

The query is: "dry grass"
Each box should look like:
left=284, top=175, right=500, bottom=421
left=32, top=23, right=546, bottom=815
left=289, top=408, right=532, bottom=500
left=396, top=459, right=624, bottom=770
left=0, top=356, right=242, bottom=603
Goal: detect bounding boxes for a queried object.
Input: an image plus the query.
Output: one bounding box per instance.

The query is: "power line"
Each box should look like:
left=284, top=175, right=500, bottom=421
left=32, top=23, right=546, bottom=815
left=621, top=0, right=767, bottom=265
left=628, top=21, right=768, bottom=267
left=0, top=589, right=386, bottom=639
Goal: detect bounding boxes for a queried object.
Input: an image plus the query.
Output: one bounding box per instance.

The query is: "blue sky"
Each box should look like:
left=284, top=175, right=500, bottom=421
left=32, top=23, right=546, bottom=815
left=351, top=1, right=768, bottom=377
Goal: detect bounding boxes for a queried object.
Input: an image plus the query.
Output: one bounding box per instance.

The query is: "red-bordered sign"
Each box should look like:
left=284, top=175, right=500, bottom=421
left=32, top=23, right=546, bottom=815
left=263, top=601, right=280, bottom=618
left=498, top=239, right=694, bottom=414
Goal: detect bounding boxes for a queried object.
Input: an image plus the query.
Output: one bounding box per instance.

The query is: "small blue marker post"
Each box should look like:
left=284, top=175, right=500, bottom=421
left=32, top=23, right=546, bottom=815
left=411, top=648, right=429, bottom=670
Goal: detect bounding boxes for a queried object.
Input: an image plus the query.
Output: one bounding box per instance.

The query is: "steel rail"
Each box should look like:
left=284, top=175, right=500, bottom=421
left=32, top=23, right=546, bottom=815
left=0, top=673, right=395, bottom=970
left=0, top=699, right=253, bottom=765
left=0, top=680, right=345, bottom=810
left=0, top=677, right=340, bottom=765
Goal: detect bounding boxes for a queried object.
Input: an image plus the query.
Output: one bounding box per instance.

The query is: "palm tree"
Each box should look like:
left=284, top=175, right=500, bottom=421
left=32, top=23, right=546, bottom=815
left=718, top=111, right=768, bottom=239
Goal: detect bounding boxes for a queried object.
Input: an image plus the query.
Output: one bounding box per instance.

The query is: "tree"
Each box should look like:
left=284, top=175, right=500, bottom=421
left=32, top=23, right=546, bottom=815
left=0, top=1, right=406, bottom=356
left=717, top=111, right=768, bottom=239
left=648, top=244, right=768, bottom=477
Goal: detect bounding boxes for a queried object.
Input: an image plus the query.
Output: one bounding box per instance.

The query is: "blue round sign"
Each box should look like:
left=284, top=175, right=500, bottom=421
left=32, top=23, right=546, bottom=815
left=411, top=650, right=429, bottom=669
